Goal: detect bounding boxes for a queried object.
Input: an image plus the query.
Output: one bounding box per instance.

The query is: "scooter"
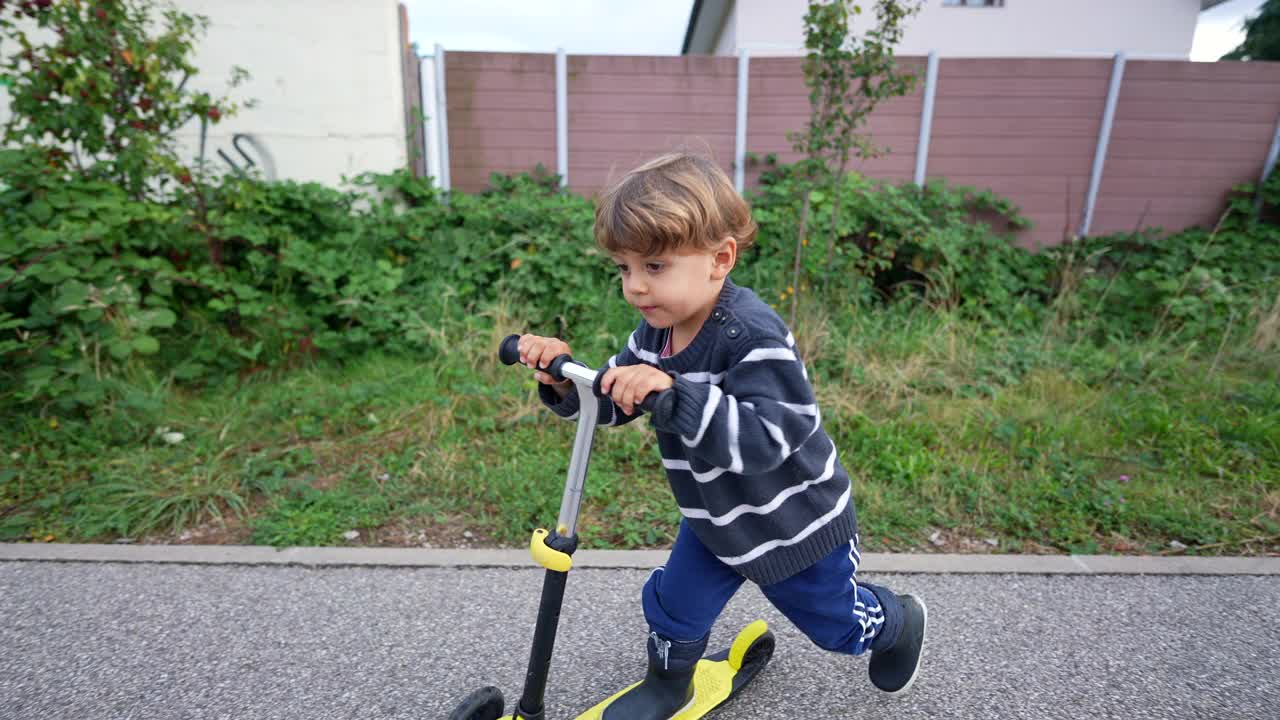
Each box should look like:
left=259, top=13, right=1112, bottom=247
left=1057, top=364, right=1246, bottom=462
left=446, top=335, right=776, bottom=720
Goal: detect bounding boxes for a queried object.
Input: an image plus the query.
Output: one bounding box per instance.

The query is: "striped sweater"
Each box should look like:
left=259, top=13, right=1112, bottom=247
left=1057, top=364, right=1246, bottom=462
left=538, top=279, right=858, bottom=585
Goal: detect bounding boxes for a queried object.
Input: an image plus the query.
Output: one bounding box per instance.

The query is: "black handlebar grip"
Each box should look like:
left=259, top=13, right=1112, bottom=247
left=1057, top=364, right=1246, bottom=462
left=498, top=334, right=522, bottom=365
left=591, top=372, right=676, bottom=423
left=640, top=388, right=676, bottom=420
left=546, top=354, right=576, bottom=382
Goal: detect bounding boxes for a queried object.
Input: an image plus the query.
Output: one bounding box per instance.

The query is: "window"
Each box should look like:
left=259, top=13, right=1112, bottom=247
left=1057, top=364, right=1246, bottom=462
left=943, top=0, right=1005, bottom=6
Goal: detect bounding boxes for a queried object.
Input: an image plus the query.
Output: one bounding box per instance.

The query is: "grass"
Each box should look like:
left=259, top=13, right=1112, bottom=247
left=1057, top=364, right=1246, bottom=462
left=4, top=299, right=1278, bottom=555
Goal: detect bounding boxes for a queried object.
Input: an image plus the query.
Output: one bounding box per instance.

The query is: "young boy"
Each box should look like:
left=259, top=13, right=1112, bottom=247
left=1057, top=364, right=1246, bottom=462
left=516, top=152, right=926, bottom=718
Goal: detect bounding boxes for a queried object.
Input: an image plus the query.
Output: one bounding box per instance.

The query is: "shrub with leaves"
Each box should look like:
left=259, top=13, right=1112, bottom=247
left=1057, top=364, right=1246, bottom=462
left=0, top=0, right=249, bottom=409
left=743, top=154, right=1048, bottom=327
left=0, top=153, right=619, bottom=410
left=0, top=149, right=186, bottom=407
left=1049, top=174, right=1280, bottom=342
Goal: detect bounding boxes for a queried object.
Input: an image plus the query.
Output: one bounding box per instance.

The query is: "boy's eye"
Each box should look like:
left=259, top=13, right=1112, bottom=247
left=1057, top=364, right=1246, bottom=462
left=645, top=263, right=664, bottom=273
left=615, top=264, right=629, bottom=275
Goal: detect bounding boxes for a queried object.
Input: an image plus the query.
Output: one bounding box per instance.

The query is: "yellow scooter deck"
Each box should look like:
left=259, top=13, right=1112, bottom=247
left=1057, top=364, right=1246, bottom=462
left=494, top=620, right=774, bottom=720
left=573, top=653, right=741, bottom=720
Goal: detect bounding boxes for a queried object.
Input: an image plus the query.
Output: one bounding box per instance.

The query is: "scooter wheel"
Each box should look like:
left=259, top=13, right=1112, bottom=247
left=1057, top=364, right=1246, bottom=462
left=447, top=686, right=505, bottom=720
left=728, top=620, right=775, bottom=673
left=740, top=630, right=775, bottom=671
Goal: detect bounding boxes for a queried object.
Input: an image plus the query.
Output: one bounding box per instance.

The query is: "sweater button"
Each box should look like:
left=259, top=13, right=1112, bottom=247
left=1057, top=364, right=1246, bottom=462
left=726, top=326, right=740, bottom=338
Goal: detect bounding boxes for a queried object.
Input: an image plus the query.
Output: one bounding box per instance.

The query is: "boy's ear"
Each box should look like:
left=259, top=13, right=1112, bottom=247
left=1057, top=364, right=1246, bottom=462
left=711, top=237, right=737, bottom=279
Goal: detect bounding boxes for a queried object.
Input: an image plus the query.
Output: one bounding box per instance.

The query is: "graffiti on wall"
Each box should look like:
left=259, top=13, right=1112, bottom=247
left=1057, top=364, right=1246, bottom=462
left=216, top=133, right=277, bottom=180
left=198, top=121, right=277, bottom=180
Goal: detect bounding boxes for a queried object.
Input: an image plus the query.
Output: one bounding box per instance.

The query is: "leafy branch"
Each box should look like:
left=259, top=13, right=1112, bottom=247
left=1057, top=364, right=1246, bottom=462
left=786, top=0, right=921, bottom=325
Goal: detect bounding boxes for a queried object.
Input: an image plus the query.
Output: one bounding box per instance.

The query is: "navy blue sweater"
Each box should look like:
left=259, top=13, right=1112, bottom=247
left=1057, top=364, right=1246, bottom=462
left=540, top=279, right=858, bottom=585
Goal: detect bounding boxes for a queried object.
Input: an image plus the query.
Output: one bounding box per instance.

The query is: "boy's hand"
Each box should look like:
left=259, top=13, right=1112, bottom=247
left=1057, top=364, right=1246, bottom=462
left=600, top=364, right=674, bottom=416
left=518, top=334, right=573, bottom=395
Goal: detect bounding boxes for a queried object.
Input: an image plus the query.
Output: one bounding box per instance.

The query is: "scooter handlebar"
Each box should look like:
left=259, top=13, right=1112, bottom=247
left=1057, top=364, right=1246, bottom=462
left=592, top=371, right=675, bottom=418
left=498, top=334, right=577, bottom=382
left=499, top=334, right=675, bottom=420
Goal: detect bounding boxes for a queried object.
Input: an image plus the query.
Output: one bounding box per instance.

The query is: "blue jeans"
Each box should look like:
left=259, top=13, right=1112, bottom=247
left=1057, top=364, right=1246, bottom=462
left=641, top=521, right=903, bottom=655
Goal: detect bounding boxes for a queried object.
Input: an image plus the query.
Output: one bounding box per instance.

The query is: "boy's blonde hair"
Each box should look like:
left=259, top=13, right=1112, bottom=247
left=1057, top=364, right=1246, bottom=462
left=595, top=152, right=757, bottom=256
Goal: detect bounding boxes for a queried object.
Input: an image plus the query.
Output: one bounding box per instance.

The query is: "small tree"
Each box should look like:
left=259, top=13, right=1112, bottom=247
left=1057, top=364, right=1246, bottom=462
left=0, top=0, right=248, bottom=198
left=787, top=0, right=921, bottom=325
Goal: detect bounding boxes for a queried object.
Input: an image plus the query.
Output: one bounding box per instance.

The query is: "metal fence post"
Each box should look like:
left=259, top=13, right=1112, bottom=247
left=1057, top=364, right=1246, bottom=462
left=735, top=49, right=750, bottom=192
left=419, top=55, right=442, bottom=184
left=913, top=51, right=940, bottom=187
left=1080, top=51, right=1126, bottom=238
left=433, top=43, right=451, bottom=194
left=556, top=48, right=569, bottom=189
left=1256, top=114, right=1280, bottom=213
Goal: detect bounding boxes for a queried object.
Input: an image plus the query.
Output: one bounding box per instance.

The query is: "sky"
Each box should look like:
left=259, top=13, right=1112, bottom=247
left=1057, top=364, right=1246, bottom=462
left=1193, top=0, right=1266, bottom=60
left=405, top=0, right=1266, bottom=61
left=403, top=0, right=695, bottom=55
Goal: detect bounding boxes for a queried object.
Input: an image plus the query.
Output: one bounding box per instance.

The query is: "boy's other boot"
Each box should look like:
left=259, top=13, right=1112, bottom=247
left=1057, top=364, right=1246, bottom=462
left=869, top=593, right=928, bottom=694
left=602, top=630, right=707, bottom=720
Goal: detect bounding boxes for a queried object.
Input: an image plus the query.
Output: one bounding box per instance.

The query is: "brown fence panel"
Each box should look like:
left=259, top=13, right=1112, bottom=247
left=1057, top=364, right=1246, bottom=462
left=446, top=52, right=556, bottom=192
left=440, top=52, right=1280, bottom=247
left=566, top=55, right=738, bottom=194
left=926, top=58, right=1113, bottom=249
left=1094, top=60, right=1280, bottom=236
left=744, top=56, right=926, bottom=188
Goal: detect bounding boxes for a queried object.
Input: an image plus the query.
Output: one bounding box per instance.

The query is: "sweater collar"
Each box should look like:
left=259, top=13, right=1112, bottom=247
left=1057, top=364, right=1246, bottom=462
left=657, top=277, right=738, bottom=372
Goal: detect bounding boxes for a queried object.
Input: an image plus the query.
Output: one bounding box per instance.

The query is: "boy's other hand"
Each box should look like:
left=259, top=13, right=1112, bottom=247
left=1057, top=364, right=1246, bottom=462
left=600, top=364, right=674, bottom=415
left=518, top=334, right=573, bottom=392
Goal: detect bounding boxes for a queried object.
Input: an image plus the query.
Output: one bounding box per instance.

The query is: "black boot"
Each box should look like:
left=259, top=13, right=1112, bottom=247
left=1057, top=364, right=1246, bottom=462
left=869, top=593, right=928, bottom=694
left=602, top=630, right=707, bottom=720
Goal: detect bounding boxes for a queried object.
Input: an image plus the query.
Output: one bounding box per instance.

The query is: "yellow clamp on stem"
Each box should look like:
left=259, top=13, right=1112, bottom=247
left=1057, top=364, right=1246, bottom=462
left=530, top=528, right=573, bottom=572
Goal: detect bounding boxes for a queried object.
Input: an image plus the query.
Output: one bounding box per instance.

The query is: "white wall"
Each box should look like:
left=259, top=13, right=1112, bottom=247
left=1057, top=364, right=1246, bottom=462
left=0, top=0, right=409, bottom=187
left=729, top=0, right=1204, bottom=58
left=177, top=0, right=408, bottom=186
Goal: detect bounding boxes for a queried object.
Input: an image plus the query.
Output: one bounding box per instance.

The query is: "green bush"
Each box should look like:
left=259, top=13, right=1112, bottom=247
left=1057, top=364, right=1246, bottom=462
left=1049, top=176, right=1280, bottom=341
left=7, top=153, right=1279, bottom=413
left=744, top=154, right=1280, bottom=344
left=0, top=0, right=251, bottom=408
left=355, top=167, right=614, bottom=334
left=0, top=163, right=625, bottom=410
left=742, top=153, right=1051, bottom=328
left=0, top=147, right=187, bottom=408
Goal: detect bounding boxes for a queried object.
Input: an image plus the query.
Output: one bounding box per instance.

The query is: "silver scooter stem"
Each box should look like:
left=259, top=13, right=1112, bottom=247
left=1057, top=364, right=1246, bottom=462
left=496, top=333, right=674, bottom=540
left=555, top=362, right=601, bottom=538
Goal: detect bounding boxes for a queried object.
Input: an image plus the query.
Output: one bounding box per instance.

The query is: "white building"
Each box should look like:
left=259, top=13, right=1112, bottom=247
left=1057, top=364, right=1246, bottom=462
left=684, top=0, right=1230, bottom=59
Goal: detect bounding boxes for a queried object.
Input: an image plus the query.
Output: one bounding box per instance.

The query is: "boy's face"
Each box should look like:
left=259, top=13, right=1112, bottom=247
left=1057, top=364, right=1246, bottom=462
left=611, top=240, right=736, bottom=333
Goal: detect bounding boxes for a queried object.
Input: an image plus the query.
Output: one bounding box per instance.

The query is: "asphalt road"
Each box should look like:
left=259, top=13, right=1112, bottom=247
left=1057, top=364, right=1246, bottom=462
left=2, top=561, right=1278, bottom=719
